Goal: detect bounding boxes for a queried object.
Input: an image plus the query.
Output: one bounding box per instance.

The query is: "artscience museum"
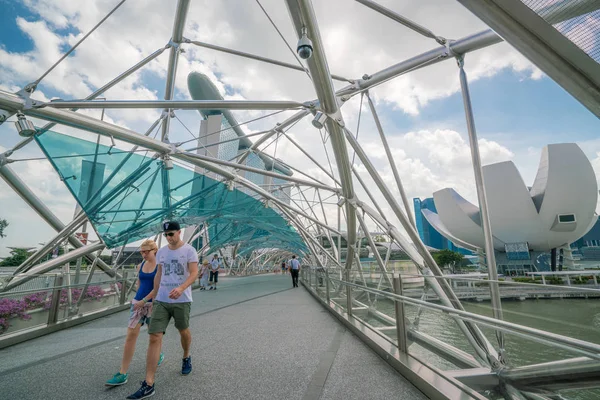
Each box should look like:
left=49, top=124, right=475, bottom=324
left=421, top=143, right=598, bottom=274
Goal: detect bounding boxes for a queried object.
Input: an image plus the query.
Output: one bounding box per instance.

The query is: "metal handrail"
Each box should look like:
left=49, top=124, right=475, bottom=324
left=321, top=266, right=600, bottom=293
left=0, top=278, right=136, bottom=298
left=325, top=277, right=600, bottom=360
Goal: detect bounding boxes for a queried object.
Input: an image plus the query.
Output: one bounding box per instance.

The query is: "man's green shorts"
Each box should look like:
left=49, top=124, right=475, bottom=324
left=148, top=301, right=191, bottom=334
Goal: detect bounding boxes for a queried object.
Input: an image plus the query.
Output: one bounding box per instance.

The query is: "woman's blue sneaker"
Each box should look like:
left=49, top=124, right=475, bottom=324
left=126, top=380, right=155, bottom=399
left=158, top=353, right=164, bottom=366
left=105, top=372, right=128, bottom=386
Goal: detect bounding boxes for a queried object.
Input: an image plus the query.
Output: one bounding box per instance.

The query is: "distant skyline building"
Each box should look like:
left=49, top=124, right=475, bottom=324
left=183, top=72, right=294, bottom=248
left=413, top=197, right=471, bottom=255
left=187, top=72, right=292, bottom=204
left=420, top=143, right=598, bottom=274
left=572, top=216, right=600, bottom=261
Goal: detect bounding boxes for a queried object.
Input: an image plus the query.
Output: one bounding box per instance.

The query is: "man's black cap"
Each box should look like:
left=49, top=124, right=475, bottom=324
left=162, top=221, right=181, bottom=232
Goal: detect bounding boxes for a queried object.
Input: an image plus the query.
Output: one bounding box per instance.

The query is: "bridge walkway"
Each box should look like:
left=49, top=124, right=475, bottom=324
left=0, top=274, right=426, bottom=400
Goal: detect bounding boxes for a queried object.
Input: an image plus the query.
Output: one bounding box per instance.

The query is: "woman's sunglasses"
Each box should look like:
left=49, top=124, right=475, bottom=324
left=163, top=232, right=176, bottom=237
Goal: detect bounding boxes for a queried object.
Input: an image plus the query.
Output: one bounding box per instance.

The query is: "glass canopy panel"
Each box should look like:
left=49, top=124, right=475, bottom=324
left=34, top=129, right=306, bottom=253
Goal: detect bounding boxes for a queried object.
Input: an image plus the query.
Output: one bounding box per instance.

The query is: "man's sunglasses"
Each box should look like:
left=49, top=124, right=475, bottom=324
left=163, top=232, right=176, bottom=237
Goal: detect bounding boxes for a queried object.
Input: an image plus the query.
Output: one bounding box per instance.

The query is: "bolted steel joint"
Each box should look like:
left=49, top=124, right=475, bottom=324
left=167, top=39, right=181, bottom=48
left=456, top=54, right=465, bottom=68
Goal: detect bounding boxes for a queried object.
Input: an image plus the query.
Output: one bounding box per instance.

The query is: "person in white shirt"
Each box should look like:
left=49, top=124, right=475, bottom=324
left=209, top=253, right=220, bottom=290
left=127, top=221, right=198, bottom=400
left=289, top=255, right=301, bottom=288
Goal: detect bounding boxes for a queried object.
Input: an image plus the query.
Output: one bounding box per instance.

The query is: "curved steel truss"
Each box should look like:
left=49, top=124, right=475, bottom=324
left=1, top=0, right=600, bottom=399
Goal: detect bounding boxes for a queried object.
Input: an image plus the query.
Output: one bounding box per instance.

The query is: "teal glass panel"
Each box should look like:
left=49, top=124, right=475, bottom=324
left=35, top=130, right=306, bottom=253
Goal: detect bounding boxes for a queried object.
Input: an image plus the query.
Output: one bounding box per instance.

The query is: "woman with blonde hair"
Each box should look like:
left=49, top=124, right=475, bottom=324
left=106, top=239, right=164, bottom=386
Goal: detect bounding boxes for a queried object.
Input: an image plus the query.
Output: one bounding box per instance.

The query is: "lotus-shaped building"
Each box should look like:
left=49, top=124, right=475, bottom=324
left=422, top=143, right=598, bottom=256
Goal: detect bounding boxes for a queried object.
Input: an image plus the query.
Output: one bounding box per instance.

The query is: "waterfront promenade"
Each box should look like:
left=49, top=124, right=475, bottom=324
left=0, top=274, right=425, bottom=400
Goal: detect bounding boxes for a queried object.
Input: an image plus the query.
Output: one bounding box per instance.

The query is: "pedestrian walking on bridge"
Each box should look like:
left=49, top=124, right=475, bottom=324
left=127, top=221, right=198, bottom=399
left=105, top=239, right=164, bottom=387
left=289, top=255, right=300, bottom=288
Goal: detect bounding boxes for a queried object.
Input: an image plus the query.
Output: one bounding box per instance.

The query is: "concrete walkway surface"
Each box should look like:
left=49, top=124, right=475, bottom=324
left=0, top=274, right=426, bottom=400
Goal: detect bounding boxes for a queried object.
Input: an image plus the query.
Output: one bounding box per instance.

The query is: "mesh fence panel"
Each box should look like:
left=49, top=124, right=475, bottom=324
left=521, top=0, right=600, bottom=63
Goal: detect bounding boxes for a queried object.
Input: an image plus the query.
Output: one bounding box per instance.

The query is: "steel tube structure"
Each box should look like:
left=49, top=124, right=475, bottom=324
left=40, top=99, right=306, bottom=110
left=457, top=57, right=505, bottom=358
left=279, top=130, right=341, bottom=186
left=344, top=127, right=498, bottom=364
left=456, top=0, right=600, bottom=118
left=3, top=242, right=105, bottom=291
left=0, top=90, right=343, bottom=243
left=365, top=92, right=415, bottom=228
left=12, top=211, right=88, bottom=276
left=1, top=46, right=168, bottom=156
left=356, top=211, right=392, bottom=287
left=355, top=0, right=444, bottom=43
left=75, top=255, right=100, bottom=310
left=357, top=200, right=423, bottom=266
left=161, top=0, right=190, bottom=142
left=316, top=188, right=339, bottom=261
left=336, top=29, right=501, bottom=98
left=278, top=202, right=345, bottom=270
left=46, top=275, right=63, bottom=325
left=38, top=46, right=169, bottom=136
left=181, top=151, right=336, bottom=192
left=297, top=188, right=337, bottom=261
left=186, top=39, right=349, bottom=82
left=332, top=278, right=600, bottom=359
left=337, top=0, right=591, bottom=100
left=2, top=1, right=599, bottom=396
left=0, top=161, right=115, bottom=280
left=393, top=274, right=408, bottom=353
left=236, top=109, right=310, bottom=164
left=277, top=206, right=339, bottom=270
left=87, top=47, right=169, bottom=101
left=285, top=0, right=358, bottom=274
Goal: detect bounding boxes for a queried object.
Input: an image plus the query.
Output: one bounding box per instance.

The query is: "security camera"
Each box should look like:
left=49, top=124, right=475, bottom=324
left=297, top=29, right=313, bottom=60
left=15, top=113, right=36, bottom=137
left=162, top=154, right=173, bottom=170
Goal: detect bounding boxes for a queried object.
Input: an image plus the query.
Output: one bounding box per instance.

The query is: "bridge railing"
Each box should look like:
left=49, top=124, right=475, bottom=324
left=0, top=270, right=142, bottom=349
left=300, top=266, right=600, bottom=400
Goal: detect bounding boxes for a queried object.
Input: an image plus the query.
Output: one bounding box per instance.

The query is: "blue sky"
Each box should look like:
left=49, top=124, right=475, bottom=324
left=382, top=69, right=600, bottom=145
left=0, top=1, right=35, bottom=52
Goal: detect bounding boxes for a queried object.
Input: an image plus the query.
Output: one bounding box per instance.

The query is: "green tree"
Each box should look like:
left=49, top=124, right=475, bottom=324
left=373, top=235, right=388, bottom=242
left=0, top=218, right=8, bottom=238
left=0, top=247, right=35, bottom=267
left=433, top=249, right=464, bottom=274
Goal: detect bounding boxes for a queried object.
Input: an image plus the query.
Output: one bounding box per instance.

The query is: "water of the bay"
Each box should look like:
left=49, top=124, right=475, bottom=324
left=371, top=297, right=600, bottom=399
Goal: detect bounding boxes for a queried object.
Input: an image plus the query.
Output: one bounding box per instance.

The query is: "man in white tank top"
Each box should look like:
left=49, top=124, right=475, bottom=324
left=127, top=221, right=198, bottom=400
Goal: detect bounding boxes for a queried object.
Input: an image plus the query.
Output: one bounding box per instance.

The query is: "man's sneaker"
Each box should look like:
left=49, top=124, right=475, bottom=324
left=208, top=287, right=213, bottom=290
left=182, top=356, right=192, bottom=375
left=157, top=352, right=164, bottom=367
left=126, top=380, right=155, bottom=399
left=214, top=287, right=217, bottom=290
left=105, top=372, right=128, bottom=386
